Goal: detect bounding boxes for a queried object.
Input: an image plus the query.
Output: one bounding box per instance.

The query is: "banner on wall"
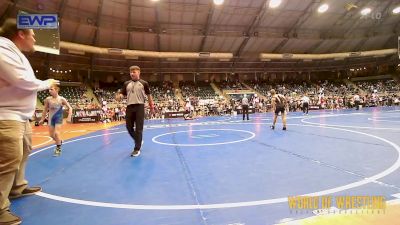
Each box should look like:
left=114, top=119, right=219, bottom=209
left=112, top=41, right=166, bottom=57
left=72, top=109, right=101, bottom=123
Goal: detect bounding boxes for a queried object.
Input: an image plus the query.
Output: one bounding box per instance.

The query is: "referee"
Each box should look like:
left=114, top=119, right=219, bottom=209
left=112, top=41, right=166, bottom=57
left=353, top=92, right=361, bottom=110
left=301, top=94, right=310, bottom=115
left=116, top=66, right=154, bottom=157
left=242, top=94, right=250, bottom=120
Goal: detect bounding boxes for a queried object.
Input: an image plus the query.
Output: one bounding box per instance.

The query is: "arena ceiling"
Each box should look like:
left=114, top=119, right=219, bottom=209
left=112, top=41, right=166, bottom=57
left=1, top=0, right=400, bottom=74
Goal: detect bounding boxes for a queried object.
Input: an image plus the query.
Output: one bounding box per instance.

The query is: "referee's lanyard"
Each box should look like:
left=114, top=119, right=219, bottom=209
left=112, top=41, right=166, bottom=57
left=130, top=81, right=140, bottom=94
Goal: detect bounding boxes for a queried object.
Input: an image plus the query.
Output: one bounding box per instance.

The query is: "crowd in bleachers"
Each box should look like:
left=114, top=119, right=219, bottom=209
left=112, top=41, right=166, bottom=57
left=247, top=79, right=399, bottom=112
left=315, top=80, right=355, bottom=96
left=38, top=86, right=90, bottom=105
left=149, top=81, right=175, bottom=101
left=180, top=81, right=218, bottom=100
left=94, top=87, right=119, bottom=104
left=216, top=81, right=247, bottom=90
left=146, top=81, right=181, bottom=119
left=354, top=79, right=400, bottom=94
left=37, top=77, right=400, bottom=123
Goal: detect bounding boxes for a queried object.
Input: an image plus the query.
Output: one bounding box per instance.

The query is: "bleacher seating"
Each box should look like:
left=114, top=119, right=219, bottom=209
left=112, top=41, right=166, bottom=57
left=216, top=81, right=247, bottom=90
left=354, top=79, right=400, bottom=94
left=38, top=86, right=87, bottom=105
left=180, top=81, right=218, bottom=100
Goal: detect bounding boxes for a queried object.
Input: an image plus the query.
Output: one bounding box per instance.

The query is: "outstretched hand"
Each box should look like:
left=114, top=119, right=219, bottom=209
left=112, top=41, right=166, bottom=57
left=149, top=104, right=155, bottom=114
left=47, top=79, right=60, bottom=86
left=115, top=90, right=124, bottom=102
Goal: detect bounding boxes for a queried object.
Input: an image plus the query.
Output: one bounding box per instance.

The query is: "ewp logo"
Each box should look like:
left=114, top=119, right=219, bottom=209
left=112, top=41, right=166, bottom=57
left=17, top=14, right=58, bottom=29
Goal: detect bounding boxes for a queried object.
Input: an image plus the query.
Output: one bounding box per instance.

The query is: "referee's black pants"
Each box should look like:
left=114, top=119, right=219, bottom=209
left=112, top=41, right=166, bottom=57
left=355, top=100, right=360, bottom=110
left=242, top=105, right=249, bottom=120
left=126, top=104, right=145, bottom=150
left=302, top=102, right=309, bottom=114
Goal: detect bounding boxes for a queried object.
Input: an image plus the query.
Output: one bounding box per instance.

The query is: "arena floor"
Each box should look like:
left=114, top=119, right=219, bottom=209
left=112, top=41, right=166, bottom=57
left=12, top=106, right=400, bottom=225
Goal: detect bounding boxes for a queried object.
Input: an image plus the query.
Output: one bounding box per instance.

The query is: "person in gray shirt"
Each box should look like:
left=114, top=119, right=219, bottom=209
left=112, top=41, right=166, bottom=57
left=242, top=94, right=249, bottom=120
left=117, top=66, right=154, bottom=157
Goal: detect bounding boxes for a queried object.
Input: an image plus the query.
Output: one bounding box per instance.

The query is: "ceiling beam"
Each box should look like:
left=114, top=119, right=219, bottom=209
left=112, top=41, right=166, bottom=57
left=154, top=3, right=161, bottom=52
left=127, top=0, right=132, bottom=49
left=125, top=0, right=133, bottom=71
left=198, top=2, right=215, bottom=52
left=307, top=0, right=389, bottom=54
left=30, top=53, right=395, bottom=74
left=152, top=2, right=162, bottom=74
left=393, top=20, right=400, bottom=33
left=342, top=0, right=386, bottom=38
left=196, top=1, right=215, bottom=74
left=90, top=0, right=104, bottom=72
left=57, top=0, right=68, bottom=27
left=91, top=0, right=104, bottom=46
left=234, top=0, right=268, bottom=57
left=382, top=14, right=400, bottom=48
left=383, top=35, right=397, bottom=49
left=351, top=0, right=396, bottom=51
left=352, top=38, right=369, bottom=52
left=272, top=0, right=317, bottom=53
left=320, top=0, right=364, bottom=53
left=305, top=39, right=325, bottom=53
left=231, top=0, right=269, bottom=69
left=324, top=0, right=373, bottom=53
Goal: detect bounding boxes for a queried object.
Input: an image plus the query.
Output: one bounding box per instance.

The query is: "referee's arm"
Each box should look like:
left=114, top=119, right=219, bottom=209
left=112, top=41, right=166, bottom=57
left=148, top=94, right=154, bottom=107
left=116, top=81, right=129, bottom=101
left=144, top=81, right=155, bottom=112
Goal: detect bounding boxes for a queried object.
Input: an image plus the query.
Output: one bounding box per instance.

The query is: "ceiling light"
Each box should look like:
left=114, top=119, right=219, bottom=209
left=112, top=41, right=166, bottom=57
left=269, top=0, right=282, bottom=8
left=393, top=6, right=400, bottom=14
left=360, top=8, right=372, bottom=16
left=318, top=4, right=329, bottom=13
left=213, top=0, right=224, bottom=5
